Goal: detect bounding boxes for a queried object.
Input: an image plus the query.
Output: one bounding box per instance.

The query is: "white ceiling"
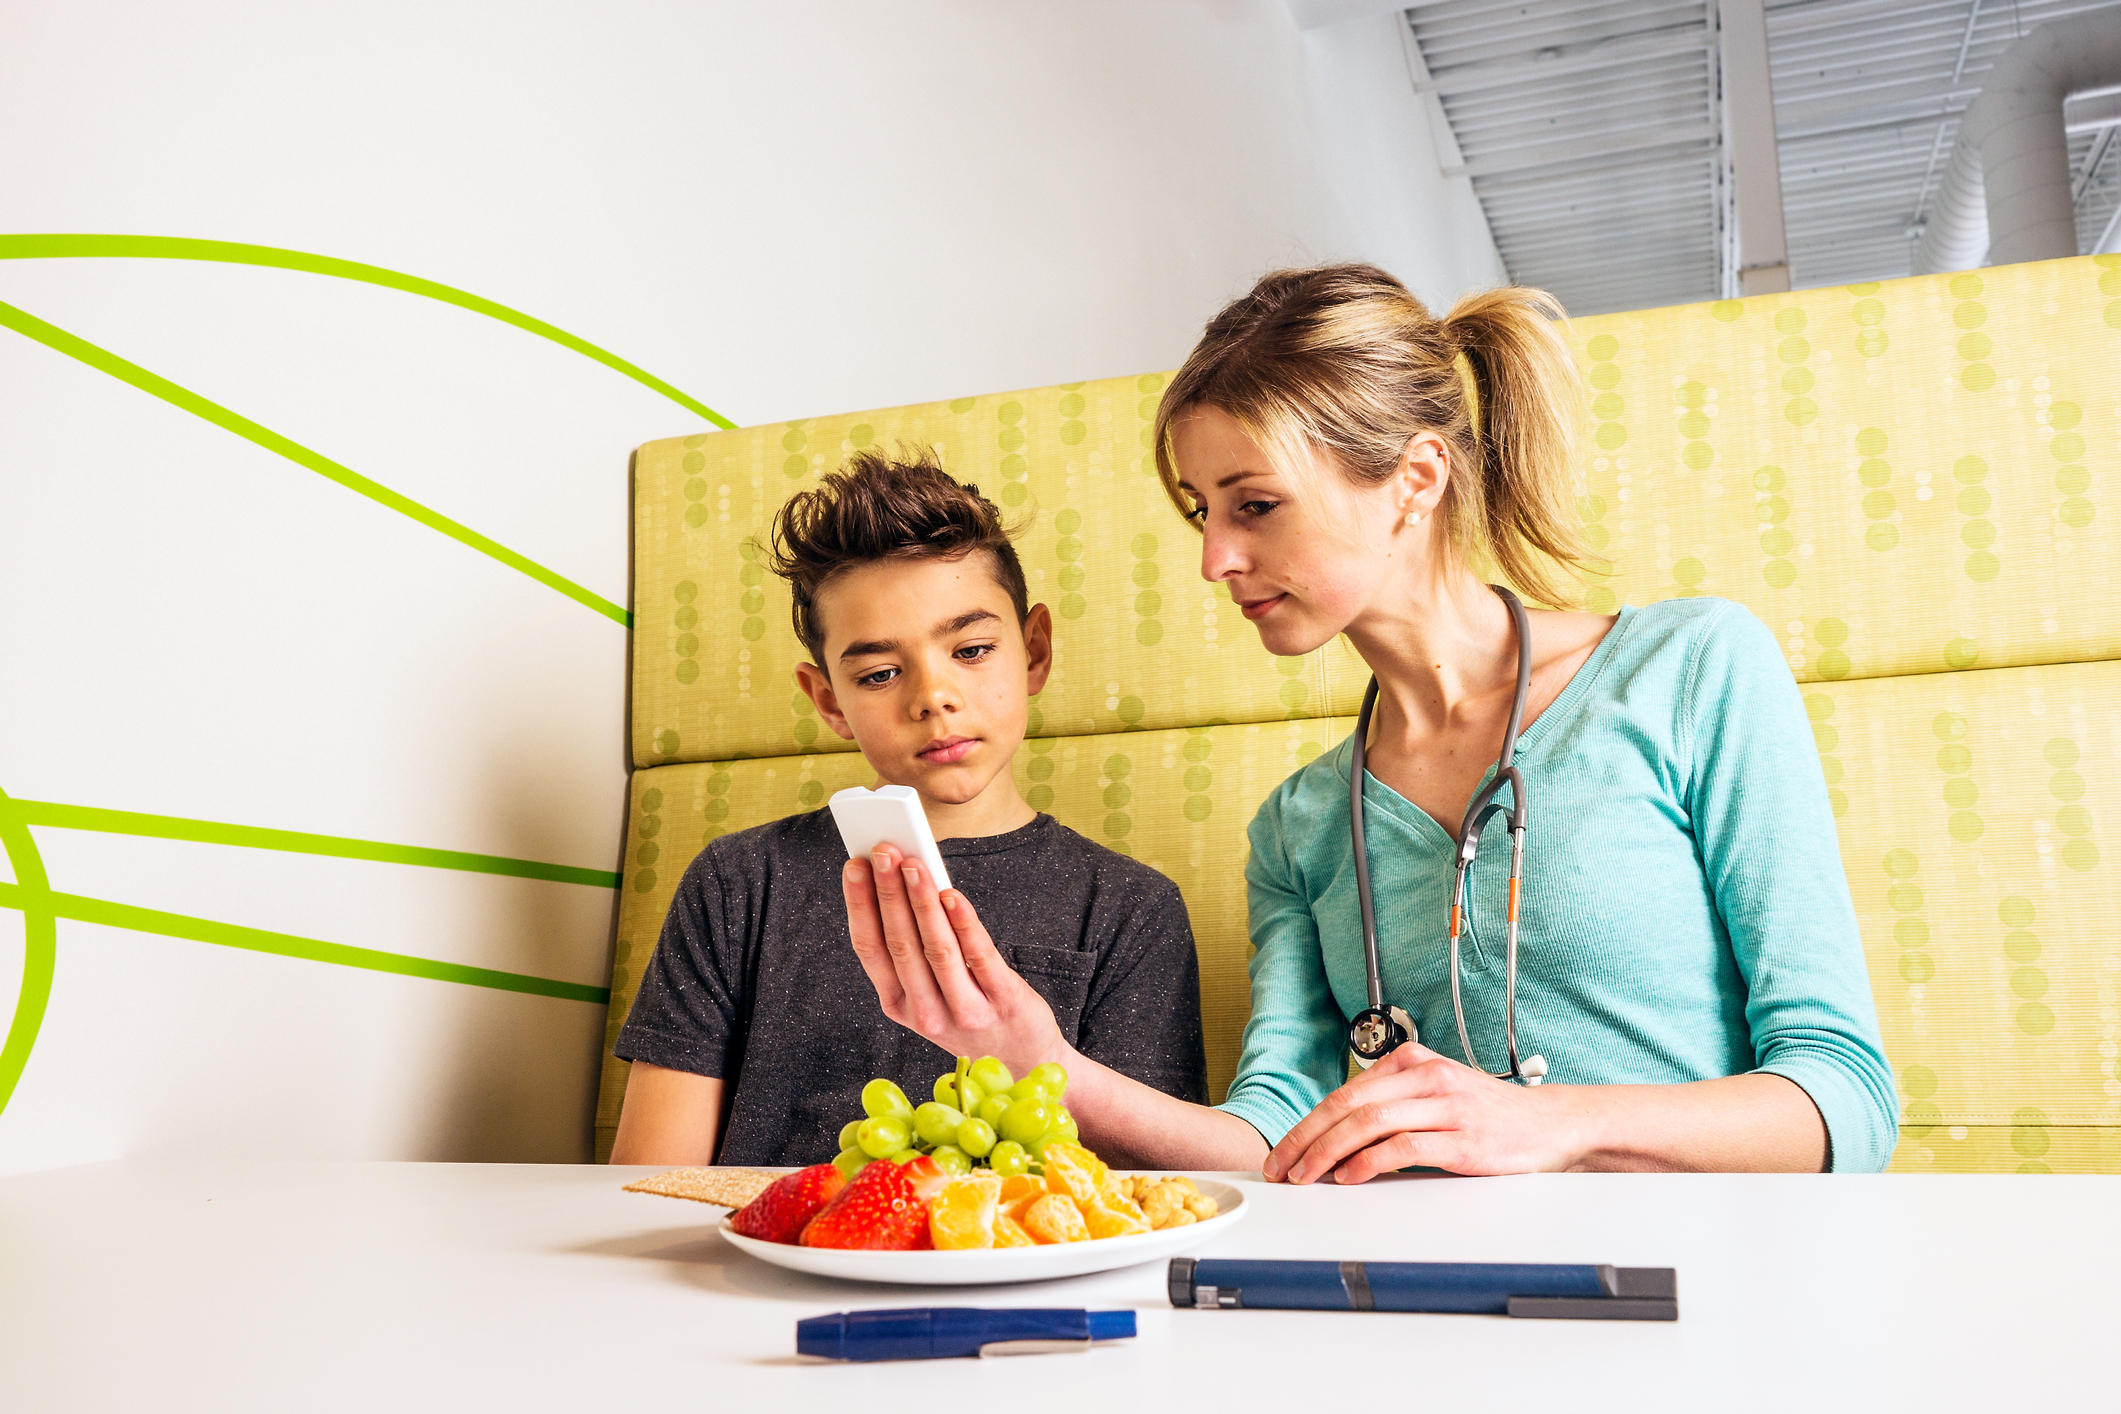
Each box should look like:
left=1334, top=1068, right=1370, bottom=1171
left=1400, top=0, right=2121, bottom=314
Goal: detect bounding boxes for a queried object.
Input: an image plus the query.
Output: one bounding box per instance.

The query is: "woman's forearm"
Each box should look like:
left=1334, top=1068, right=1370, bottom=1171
left=1555, top=1071, right=1829, bottom=1172
left=1054, top=1044, right=1268, bottom=1172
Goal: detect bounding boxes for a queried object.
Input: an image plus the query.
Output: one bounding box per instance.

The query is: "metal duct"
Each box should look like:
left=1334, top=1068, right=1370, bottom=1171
left=1913, top=12, right=2121, bottom=273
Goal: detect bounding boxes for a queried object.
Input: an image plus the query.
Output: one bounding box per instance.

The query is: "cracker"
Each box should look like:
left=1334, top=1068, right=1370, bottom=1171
left=621, top=1167, right=780, bottom=1209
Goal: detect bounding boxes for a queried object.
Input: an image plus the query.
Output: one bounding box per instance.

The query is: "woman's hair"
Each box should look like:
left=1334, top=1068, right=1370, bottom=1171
left=763, top=445, right=1029, bottom=663
left=1152, top=263, right=1593, bottom=609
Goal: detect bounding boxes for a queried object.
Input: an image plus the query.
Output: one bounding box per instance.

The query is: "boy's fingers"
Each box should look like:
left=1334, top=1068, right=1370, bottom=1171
left=898, top=864, right=986, bottom=1019
left=869, top=847, right=948, bottom=1020
left=841, top=858, right=905, bottom=1013
left=944, top=892, right=1016, bottom=998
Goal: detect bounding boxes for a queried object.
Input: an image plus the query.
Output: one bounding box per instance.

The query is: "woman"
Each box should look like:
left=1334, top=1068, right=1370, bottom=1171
left=843, top=264, right=1897, bottom=1179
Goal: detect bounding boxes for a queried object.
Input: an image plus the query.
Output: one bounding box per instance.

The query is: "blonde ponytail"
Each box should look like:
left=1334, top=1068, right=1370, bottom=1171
left=1154, top=264, right=1593, bottom=610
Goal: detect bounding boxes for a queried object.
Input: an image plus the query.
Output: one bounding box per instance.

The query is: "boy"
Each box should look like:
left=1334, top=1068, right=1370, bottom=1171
left=610, top=448, right=1208, bottom=1165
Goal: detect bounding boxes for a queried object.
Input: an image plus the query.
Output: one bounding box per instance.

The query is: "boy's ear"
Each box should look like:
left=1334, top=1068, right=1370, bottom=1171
left=794, top=662, right=858, bottom=741
left=1021, top=603, right=1054, bottom=697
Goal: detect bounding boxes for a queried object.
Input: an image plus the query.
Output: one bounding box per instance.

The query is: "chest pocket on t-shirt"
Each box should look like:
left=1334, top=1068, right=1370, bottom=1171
left=996, top=942, right=1097, bottom=1040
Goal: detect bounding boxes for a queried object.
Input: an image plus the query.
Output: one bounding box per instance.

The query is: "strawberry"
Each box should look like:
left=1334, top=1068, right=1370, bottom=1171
left=727, top=1164, right=846, bottom=1245
left=798, top=1155, right=948, bottom=1250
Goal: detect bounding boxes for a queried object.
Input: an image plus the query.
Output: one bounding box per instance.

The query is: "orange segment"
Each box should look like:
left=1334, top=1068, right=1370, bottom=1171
left=1021, top=1193, right=1091, bottom=1244
left=1080, top=1188, right=1152, bottom=1240
left=1039, top=1141, right=1109, bottom=1204
left=927, top=1173, right=1001, bottom=1251
left=999, top=1174, right=1045, bottom=1224
left=992, top=1211, right=1035, bottom=1248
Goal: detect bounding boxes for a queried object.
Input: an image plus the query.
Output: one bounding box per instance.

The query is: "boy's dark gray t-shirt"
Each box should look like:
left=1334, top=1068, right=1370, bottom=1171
left=615, top=810, right=1209, bottom=1166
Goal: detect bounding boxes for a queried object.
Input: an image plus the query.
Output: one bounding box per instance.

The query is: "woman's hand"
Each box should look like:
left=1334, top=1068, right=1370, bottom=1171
left=1263, top=1043, right=1589, bottom=1183
left=841, top=843, right=1067, bottom=1077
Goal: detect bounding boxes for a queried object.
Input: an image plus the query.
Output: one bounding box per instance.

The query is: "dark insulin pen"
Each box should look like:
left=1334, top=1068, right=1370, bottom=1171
left=1169, top=1258, right=1677, bottom=1321
left=798, top=1308, right=1137, bottom=1361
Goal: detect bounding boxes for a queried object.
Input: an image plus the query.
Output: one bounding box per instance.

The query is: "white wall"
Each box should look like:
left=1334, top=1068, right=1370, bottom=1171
left=1303, top=11, right=1511, bottom=302
left=0, top=0, right=1499, bottom=1174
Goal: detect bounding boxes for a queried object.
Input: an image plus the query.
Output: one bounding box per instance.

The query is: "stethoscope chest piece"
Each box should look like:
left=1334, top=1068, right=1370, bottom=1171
left=1349, top=1005, right=1415, bottom=1070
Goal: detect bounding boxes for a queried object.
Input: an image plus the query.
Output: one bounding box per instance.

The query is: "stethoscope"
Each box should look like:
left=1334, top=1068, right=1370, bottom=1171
left=1345, top=583, right=1550, bottom=1086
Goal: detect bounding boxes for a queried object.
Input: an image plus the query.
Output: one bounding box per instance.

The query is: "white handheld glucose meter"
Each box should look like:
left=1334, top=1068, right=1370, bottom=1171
left=828, top=785, right=953, bottom=892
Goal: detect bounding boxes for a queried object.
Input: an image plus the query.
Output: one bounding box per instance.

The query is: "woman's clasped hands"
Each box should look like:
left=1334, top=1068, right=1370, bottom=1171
left=1262, top=1042, right=1590, bottom=1184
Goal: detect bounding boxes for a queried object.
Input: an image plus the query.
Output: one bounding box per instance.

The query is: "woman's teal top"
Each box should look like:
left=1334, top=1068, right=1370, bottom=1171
left=1217, top=597, right=1898, bottom=1172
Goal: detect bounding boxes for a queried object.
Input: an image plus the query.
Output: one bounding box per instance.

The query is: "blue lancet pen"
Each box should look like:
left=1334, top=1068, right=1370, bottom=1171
left=796, top=1308, right=1138, bottom=1361
left=1169, top=1258, right=1678, bottom=1320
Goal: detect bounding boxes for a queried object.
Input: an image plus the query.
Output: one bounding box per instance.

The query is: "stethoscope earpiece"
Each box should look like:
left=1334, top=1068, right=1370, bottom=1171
left=1349, top=584, right=1552, bottom=1086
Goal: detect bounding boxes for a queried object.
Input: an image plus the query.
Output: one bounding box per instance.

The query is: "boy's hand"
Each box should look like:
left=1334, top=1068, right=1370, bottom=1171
left=843, top=843, right=1068, bottom=1076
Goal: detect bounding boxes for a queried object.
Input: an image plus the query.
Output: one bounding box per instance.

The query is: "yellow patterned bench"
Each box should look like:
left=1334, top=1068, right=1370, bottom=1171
left=598, top=254, right=2121, bottom=1173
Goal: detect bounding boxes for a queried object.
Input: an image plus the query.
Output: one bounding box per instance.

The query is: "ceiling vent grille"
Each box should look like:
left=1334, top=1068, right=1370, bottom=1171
left=1402, top=0, right=2121, bottom=313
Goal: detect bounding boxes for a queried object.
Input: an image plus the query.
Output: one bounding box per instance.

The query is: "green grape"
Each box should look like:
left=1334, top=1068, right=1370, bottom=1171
left=1029, top=1062, right=1069, bottom=1098
left=887, top=1149, right=921, bottom=1165
left=969, top=1057, right=1015, bottom=1095
left=912, top=1102, right=965, bottom=1148
left=988, top=1140, right=1030, bottom=1176
left=838, top=1119, right=863, bottom=1151
left=857, top=1115, right=911, bottom=1159
left=999, top=1097, right=1053, bottom=1146
left=929, top=1144, right=972, bottom=1175
left=977, top=1093, right=1013, bottom=1127
left=833, top=1147, right=870, bottom=1182
left=932, top=1074, right=985, bottom=1111
left=861, top=1078, right=914, bottom=1122
left=1007, top=1077, right=1051, bottom=1103
left=956, top=1117, right=996, bottom=1158
left=1053, top=1108, right=1080, bottom=1144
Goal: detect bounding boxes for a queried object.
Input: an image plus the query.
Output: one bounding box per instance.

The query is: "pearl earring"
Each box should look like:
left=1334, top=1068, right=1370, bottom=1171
left=1405, top=510, right=1424, bottom=528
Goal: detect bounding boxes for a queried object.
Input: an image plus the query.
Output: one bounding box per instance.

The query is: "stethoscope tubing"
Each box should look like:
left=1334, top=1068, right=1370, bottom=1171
left=1348, top=584, right=1538, bottom=1082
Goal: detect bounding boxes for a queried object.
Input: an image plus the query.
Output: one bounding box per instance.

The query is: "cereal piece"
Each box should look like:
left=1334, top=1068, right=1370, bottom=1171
left=1139, top=1180, right=1184, bottom=1229
left=1182, top=1191, right=1220, bottom=1221
left=621, top=1167, right=778, bottom=1209
left=1021, top=1193, right=1091, bottom=1244
left=1165, top=1208, right=1198, bottom=1228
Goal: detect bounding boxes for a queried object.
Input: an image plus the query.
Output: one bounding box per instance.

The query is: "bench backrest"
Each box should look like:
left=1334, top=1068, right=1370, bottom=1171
left=599, top=254, right=2121, bottom=1172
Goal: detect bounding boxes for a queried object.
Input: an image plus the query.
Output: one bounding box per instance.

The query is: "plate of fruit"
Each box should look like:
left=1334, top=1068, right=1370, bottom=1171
left=713, top=1057, right=1246, bottom=1285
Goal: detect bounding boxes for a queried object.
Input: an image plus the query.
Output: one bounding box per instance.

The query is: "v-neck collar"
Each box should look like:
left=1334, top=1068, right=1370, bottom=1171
left=1331, top=604, right=1639, bottom=847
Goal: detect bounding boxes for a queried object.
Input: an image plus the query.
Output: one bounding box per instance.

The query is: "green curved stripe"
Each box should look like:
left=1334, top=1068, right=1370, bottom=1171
left=0, top=881, right=609, bottom=1007
left=2, top=799, right=620, bottom=890
left=0, top=299, right=631, bottom=627
left=0, top=234, right=734, bottom=430
left=0, top=790, right=58, bottom=1121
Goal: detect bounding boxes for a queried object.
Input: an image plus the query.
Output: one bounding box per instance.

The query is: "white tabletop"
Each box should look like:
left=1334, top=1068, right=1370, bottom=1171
left=1, top=1161, right=2109, bottom=1409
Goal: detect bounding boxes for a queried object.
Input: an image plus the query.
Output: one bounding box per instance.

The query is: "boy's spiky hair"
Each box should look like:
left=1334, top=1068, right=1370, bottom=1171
left=763, top=446, right=1030, bottom=665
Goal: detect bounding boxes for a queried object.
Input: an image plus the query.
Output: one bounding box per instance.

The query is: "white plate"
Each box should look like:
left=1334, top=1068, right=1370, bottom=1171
left=719, top=1177, right=1248, bottom=1286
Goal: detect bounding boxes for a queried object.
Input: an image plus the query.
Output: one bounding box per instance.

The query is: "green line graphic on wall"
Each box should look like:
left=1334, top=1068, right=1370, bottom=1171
left=0, top=299, right=632, bottom=628
left=0, top=792, right=58, bottom=1125
left=0, top=234, right=735, bottom=429
left=1, top=800, right=620, bottom=890
left=0, top=882, right=611, bottom=1007
left=0, top=234, right=730, bottom=1123
left=0, top=787, right=616, bottom=1118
